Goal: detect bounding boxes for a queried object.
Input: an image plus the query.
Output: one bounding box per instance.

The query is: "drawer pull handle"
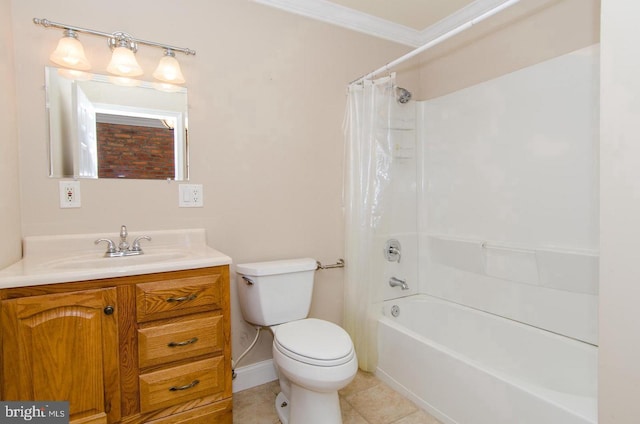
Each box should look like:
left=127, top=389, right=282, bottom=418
left=166, top=294, right=198, bottom=303
left=169, top=379, right=200, bottom=392
left=168, top=337, right=199, bottom=348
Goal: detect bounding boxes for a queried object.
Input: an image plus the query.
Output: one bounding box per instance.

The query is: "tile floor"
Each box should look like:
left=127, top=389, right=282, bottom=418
left=232, top=370, right=443, bottom=424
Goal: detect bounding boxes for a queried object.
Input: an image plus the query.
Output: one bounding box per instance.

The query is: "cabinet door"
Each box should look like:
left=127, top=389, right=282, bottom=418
left=1, top=288, right=120, bottom=424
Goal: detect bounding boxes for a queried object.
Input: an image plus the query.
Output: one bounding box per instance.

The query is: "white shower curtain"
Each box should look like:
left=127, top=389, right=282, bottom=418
left=344, top=74, right=396, bottom=372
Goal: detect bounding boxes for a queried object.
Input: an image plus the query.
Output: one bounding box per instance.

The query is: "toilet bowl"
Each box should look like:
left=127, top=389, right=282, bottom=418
left=272, top=318, right=358, bottom=424
left=236, top=258, right=358, bottom=424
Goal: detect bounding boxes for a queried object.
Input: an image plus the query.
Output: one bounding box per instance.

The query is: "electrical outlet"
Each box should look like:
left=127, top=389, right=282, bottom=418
left=59, top=180, right=81, bottom=208
left=179, top=184, right=204, bottom=207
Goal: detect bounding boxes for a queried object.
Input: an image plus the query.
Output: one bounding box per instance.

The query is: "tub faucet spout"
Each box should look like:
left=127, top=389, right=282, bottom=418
left=389, top=277, right=409, bottom=290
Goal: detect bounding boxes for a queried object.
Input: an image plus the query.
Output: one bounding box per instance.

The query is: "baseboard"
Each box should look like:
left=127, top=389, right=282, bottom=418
left=232, top=359, right=278, bottom=393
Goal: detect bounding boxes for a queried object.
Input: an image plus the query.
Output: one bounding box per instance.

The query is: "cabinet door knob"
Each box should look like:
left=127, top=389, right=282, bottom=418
left=104, top=306, right=115, bottom=315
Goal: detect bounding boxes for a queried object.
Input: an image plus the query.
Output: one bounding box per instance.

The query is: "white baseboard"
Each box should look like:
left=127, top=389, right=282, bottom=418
left=232, top=359, right=278, bottom=393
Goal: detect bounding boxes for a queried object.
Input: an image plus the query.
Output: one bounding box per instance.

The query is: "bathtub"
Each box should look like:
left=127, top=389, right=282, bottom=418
left=376, top=295, right=597, bottom=424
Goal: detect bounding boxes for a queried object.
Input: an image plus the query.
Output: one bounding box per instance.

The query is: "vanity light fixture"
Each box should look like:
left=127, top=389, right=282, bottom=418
left=152, top=49, right=185, bottom=84
left=49, top=29, right=91, bottom=70
left=107, top=33, right=143, bottom=77
left=34, top=18, right=195, bottom=84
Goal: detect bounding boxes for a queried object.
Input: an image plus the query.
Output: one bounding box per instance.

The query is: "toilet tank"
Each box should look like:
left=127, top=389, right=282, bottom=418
left=236, top=258, right=317, bottom=326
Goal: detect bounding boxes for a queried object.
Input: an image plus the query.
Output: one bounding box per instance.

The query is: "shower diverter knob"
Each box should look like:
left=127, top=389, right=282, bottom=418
left=384, top=239, right=401, bottom=263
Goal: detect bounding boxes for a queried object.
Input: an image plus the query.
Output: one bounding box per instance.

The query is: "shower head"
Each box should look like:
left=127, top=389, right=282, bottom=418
left=396, top=87, right=412, bottom=104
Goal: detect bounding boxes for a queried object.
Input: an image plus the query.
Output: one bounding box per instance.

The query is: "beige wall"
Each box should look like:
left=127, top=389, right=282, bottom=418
left=9, top=0, right=414, bottom=366
left=599, top=1, right=640, bottom=422
left=416, top=0, right=600, bottom=99
left=0, top=0, right=22, bottom=268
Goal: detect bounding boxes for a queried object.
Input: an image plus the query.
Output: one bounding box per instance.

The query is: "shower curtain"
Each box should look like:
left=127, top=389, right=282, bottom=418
left=344, top=74, right=396, bottom=372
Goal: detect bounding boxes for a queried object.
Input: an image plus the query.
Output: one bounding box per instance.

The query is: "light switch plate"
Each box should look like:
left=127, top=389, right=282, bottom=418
left=179, top=184, right=203, bottom=207
left=59, top=180, right=81, bottom=208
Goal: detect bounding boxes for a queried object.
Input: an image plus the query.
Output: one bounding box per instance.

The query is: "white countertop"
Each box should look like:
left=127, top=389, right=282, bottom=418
left=0, top=229, right=232, bottom=289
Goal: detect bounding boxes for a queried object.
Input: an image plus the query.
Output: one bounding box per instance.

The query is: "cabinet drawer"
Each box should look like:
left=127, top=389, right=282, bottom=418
left=139, top=357, right=224, bottom=413
left=138, top=314, right=224, bottom=369
left=136, top=274, right=222, bottom=321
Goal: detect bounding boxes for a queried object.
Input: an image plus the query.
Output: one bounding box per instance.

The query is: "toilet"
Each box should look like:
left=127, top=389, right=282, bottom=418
left=236, top=258, right=358, bottom=424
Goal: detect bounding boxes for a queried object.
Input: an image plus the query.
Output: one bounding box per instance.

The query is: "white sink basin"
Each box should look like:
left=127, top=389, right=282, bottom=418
left=39, top=249, right=191, bottom=271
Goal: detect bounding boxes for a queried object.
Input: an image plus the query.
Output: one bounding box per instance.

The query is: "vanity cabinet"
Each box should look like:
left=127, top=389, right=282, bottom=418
left=0, top=266, right=232, bottom=424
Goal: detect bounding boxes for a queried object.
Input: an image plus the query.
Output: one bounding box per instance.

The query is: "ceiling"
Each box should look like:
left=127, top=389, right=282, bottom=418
left=252, top=0, right=512, bottom=47
left=327, top=0, right=477, bottom=31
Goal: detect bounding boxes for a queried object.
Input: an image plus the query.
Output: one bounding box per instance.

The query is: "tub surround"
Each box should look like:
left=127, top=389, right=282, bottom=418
left=418, top=44, right=599, bottom=345
left=0, top=228, right=231, bottom=288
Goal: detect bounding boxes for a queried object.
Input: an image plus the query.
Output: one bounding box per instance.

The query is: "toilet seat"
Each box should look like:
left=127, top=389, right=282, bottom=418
left=274, top=318, right=355, bottom=367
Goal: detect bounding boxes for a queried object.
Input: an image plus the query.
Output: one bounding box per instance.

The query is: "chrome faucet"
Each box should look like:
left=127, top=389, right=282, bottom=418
left=95, top=225, right=151, bottom=257
left=389, top=276, right=409, bottom=290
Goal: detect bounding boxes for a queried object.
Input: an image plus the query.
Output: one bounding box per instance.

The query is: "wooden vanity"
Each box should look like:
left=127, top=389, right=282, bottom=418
left=0, top=252, right=232, bottom=424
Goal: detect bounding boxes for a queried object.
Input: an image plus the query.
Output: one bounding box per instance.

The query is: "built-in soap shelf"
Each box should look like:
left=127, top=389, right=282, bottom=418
left=425, top=234, right=599, bottom=295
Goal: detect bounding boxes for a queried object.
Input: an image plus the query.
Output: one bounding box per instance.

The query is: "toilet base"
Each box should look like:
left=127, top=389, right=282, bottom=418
left=275, top=384, right=343, bottom=424
left=275, top=392, right=290, bottom=424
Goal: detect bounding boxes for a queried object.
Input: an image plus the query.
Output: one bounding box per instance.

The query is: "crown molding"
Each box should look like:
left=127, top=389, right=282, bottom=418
left=252, top=0, right=515, bottom=48
left=252, top=0, right=422, bottom=46
left=416, top=0, right=512, bottom=45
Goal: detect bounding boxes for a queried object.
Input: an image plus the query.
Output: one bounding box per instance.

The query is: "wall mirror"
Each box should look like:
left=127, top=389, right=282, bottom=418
left=45, top=66, right=189, bottom=180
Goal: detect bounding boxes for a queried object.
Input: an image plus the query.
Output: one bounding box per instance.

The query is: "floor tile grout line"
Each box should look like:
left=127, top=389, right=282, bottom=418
left=233, top=370, right=440, bottom=424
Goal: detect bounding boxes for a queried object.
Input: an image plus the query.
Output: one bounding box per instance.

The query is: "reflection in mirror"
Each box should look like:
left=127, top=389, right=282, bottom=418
left=45, top=66, right=189, bottom=180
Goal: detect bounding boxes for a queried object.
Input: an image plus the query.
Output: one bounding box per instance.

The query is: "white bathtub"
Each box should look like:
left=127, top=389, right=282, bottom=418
left=377, top=295, right=597, bottom=424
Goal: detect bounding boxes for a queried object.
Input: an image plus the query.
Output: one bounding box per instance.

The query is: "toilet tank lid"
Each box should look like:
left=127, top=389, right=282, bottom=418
left=236, top=258, right=317, bottom=276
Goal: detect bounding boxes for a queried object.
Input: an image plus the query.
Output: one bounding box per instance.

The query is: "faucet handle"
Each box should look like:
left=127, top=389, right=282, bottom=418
left=118, top=225, right=130, bottom=251
left=384, top=239, right=401, bottom=263
left=120, top=225, right=128, bottom=241
left=131, top=235, right=152, bottom=252
left=95, top=238, right=117, bottom=255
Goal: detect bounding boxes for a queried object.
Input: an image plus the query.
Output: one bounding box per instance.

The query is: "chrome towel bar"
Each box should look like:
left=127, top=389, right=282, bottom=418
left=316, top=259, right=345, bottom=270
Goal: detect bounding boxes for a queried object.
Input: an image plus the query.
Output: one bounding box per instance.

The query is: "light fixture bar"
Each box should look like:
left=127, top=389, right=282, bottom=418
left=33, top=18, right=196, bottom=56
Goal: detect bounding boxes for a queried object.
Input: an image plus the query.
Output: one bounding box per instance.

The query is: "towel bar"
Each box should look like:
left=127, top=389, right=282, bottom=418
left=316, top=259, right=345, bottom=270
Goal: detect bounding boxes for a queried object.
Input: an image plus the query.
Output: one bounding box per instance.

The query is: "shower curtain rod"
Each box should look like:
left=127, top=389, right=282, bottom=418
left=349, top=0, right=521, bottom=85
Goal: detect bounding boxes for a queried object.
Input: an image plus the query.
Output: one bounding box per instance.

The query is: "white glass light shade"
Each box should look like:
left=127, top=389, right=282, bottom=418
left=107, top=46, right=143, bottom=77
left=49, top=35, right=91, bottom=70
left=152, top=54, right=185, bottom=84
